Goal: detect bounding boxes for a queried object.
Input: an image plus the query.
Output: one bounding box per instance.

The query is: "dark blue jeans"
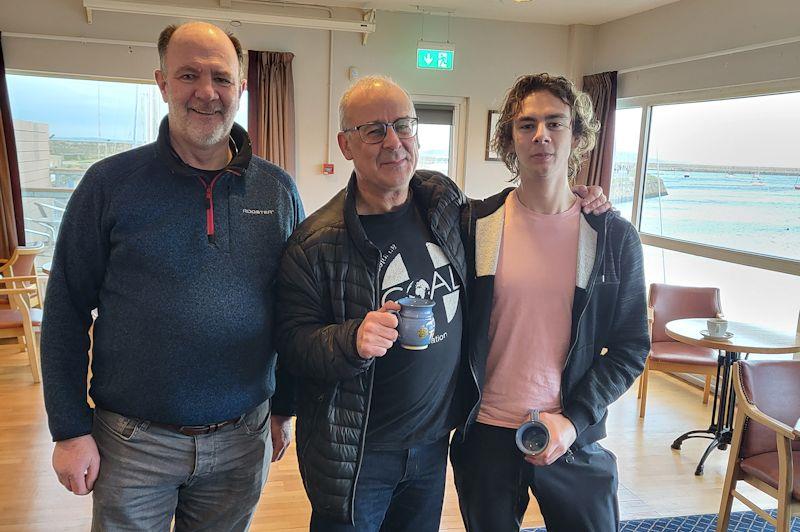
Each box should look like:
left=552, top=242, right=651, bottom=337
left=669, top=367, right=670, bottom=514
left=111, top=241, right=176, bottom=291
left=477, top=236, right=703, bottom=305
left=310, top=435, right=449, bottom=532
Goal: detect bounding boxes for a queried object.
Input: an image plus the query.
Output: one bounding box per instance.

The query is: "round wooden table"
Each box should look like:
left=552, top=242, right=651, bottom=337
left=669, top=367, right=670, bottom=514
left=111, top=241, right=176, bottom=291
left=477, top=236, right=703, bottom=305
left=665, top=318, right=800, bottom=475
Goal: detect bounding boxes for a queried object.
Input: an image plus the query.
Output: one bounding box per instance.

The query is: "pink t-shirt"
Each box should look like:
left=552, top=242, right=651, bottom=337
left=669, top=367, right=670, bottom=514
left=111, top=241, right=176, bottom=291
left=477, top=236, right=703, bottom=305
left=476, top=190, right=581, bottom=429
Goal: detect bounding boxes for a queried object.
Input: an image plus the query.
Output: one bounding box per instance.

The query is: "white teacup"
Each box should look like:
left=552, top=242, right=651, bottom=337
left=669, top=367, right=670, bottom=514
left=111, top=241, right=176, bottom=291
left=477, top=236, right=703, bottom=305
left=707, top=318, right=728, bottom=337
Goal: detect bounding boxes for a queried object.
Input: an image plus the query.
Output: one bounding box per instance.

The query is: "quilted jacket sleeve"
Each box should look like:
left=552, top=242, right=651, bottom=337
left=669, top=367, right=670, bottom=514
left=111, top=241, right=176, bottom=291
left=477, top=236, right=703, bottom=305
left=276, top=240, right=373, bottom=383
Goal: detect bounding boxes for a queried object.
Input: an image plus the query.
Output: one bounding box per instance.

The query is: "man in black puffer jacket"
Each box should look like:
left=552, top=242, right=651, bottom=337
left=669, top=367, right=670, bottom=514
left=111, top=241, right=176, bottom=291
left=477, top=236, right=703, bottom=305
left=276, top=76, right=469, bottom=531
left=276, top=75, right=609, bottom=531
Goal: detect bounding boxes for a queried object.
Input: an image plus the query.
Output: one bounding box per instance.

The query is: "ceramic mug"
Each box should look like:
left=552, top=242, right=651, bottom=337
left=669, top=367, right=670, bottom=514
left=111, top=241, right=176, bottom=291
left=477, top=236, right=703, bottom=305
left=392, top=297, right=436, bottom=350
left=707, top=318, right=728, bottom=337
left=515, top=409, right=550, bottom=456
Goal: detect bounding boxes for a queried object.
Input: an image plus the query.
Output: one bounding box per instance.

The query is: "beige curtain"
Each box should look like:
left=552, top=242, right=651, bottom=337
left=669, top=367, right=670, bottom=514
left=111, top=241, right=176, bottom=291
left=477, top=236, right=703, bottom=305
left=247, top=51, right=296, bottom=176
left=577, top=71, right=617, bottom=195
left=0, top=34, right=23, bottom=258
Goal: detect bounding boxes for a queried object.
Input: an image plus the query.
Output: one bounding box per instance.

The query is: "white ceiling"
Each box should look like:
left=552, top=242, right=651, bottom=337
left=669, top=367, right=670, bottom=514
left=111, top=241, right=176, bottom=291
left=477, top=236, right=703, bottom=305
left=302, top=0, right=683, bottom=26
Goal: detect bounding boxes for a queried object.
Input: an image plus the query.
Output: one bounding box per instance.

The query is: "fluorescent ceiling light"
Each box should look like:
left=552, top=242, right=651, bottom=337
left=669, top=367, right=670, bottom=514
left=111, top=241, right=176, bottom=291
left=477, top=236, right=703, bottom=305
left=82, top=0, right=376, bottom=33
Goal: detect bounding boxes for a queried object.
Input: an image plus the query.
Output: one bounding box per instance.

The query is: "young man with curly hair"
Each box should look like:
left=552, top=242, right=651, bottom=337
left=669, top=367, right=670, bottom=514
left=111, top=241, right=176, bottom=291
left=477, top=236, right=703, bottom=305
left=451, top=74, right=650, bottom=532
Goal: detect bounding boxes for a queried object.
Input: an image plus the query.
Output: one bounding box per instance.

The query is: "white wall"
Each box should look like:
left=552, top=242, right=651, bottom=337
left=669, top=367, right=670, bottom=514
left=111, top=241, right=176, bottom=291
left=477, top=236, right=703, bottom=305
left=592, top=0, right=800, bottom=98
left=2, top=0, right=575, bottom=212
left=327, top=12, right=569, bottom=203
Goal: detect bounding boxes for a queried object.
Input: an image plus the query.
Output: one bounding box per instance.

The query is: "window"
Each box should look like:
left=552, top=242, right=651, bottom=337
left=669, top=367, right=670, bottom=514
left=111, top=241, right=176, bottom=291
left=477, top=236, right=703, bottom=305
left=416, top=104, right=454, bottom=176
left=640, top=93, right=800, bottom=261
left=609, top=107, right=642, bottom=221
left=8, top=73, right=247, bottom=263
left=611, top=89, right=800, bottom=335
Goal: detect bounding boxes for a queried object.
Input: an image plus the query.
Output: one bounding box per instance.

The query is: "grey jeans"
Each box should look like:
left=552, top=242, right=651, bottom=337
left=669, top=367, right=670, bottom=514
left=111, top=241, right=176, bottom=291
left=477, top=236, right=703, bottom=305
left=90, top=400, right=272, bottom=532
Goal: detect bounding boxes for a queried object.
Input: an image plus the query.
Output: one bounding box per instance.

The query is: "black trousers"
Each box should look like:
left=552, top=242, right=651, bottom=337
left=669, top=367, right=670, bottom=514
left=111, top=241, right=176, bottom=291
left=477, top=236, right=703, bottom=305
left=450, top=423, right=619, bottom=532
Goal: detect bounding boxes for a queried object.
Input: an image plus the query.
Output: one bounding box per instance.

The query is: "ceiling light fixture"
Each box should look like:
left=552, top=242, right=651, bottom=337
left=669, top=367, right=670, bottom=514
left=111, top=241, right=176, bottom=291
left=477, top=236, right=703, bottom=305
left=82, top=0, right=376, bottom=34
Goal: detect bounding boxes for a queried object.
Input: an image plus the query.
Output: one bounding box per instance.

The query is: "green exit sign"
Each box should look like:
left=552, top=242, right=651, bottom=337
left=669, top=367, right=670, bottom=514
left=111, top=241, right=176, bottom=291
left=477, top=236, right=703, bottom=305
left=416, top=48, right=455, bottom=71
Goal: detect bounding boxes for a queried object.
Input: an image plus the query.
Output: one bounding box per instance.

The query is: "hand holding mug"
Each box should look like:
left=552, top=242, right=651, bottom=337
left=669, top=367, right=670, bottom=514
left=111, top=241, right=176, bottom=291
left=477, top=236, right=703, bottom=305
left=356, top=301, right=400, bottom=359
left=522, top=411, right=577, bottom=467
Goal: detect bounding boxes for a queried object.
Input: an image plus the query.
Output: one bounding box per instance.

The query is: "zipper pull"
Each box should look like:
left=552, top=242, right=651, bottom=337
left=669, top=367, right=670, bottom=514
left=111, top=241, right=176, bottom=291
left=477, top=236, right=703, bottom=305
left=565, top=449, right=574, bottom=464
left=204, top=186, right=215, bottom=243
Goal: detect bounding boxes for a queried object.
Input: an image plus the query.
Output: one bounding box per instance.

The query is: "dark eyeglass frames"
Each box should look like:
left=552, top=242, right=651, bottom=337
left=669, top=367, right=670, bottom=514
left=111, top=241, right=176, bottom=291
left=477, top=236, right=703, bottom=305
left=341, top=117, right=418, bottom=144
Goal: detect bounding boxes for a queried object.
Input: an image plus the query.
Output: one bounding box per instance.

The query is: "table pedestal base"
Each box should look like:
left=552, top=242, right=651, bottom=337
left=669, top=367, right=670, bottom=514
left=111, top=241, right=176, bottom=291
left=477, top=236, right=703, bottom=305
left=670, top=349, right=738, bottom=476
left=671, top=427, right=732, bottom=475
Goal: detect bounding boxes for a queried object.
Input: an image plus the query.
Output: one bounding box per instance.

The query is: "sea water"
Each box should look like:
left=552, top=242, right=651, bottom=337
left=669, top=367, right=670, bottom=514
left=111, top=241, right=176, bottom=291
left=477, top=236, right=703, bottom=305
left=617, top=170, right=800, bottom=261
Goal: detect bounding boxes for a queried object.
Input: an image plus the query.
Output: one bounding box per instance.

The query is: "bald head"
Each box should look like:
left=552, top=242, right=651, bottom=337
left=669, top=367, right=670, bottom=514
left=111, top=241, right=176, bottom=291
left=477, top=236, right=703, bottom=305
left=338, top=76, right=415, bottom=131
left=158, top=22, right=244, bottom=78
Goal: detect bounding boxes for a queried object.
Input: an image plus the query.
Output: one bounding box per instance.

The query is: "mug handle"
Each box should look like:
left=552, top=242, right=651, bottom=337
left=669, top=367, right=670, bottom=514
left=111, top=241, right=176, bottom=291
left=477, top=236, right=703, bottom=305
left=388, top=308, right=402, bottom=328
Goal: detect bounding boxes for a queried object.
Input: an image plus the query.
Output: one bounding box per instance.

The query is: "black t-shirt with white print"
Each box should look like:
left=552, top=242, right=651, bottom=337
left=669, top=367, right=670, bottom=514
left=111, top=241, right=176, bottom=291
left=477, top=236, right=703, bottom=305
left=360, top=197, right=463, bottom=450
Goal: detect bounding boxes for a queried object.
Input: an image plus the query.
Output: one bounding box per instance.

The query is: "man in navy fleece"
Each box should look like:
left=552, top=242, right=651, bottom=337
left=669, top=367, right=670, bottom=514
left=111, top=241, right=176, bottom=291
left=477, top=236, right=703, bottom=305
left=40, top=21, right=303, bottom=531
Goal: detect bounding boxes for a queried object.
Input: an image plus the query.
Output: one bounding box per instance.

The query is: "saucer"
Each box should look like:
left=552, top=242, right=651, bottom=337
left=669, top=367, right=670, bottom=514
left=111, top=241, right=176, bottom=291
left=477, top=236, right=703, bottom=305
left=700, top=330, right=734, bottom=340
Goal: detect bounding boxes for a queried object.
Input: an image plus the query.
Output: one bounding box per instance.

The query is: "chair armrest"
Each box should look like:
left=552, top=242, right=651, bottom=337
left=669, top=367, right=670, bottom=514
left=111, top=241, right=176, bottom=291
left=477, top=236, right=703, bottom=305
left=733, top=366, right=799, bottom=440
left=0, top=286, right=38, bottom=296
left=0, top=275, right=39, bottom=285
left=743, top=403, right=798, bottom=441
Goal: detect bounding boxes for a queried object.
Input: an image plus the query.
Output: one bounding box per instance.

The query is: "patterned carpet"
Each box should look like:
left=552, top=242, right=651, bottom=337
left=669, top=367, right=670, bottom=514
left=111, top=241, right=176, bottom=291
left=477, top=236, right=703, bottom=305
left=525, top=510, right=800, bottom=531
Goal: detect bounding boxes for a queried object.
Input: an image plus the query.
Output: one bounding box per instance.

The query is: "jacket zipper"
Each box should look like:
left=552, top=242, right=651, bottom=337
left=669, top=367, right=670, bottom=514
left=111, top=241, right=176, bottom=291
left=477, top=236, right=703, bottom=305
left=196, top=173, right=225, bottom=244
left=349, top=256, right=380, bottom=525
left=559, top=215, right=609, bottom=417
left=460, top=203, right=481, bottom=436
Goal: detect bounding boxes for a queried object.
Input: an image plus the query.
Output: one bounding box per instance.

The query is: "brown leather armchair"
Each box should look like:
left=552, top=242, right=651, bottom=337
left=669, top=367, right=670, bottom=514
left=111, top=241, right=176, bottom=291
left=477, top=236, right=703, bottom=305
left=717, top=360, right=800, bottom=531
left=638, top=283, right=723, bottom=418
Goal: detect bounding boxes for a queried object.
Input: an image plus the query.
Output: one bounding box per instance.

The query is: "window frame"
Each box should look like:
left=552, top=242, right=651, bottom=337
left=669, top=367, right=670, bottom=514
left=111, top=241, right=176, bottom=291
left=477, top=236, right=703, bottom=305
left=617, top=80, right=800, bottom=277
left=411, top=94, right=468, bottom=189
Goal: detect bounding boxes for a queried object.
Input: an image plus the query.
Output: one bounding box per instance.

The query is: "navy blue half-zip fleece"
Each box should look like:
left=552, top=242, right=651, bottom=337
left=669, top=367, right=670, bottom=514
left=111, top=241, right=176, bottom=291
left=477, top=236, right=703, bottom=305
left=41, top=119, right=304, bottom=441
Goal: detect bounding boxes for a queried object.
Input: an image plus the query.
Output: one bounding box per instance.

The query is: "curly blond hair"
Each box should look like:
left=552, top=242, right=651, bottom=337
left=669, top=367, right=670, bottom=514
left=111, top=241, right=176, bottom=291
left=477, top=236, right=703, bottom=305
left=493, top=73, right=599, bottom=183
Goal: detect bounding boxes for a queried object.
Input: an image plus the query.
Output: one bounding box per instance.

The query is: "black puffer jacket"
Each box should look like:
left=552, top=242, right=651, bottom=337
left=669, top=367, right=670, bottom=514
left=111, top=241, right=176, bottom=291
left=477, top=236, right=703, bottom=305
left=276, top=170, right=468, bottom=524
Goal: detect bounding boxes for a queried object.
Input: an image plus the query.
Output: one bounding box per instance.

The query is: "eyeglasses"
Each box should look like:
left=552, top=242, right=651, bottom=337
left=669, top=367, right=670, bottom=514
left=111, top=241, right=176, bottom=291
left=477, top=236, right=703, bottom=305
left=342, top=117, right=418, bottom=144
